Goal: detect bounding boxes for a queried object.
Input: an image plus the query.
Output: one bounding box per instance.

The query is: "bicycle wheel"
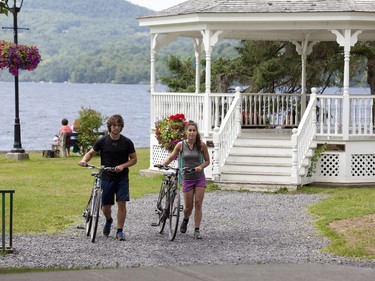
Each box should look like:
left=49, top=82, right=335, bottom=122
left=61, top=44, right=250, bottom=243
left=83, top=195, right=93, bottom=236
left=90, top=188, right=101, bottom=243
left=155, top=182, right=168, bottom=234
left=168, top=188, right=181, bottom=241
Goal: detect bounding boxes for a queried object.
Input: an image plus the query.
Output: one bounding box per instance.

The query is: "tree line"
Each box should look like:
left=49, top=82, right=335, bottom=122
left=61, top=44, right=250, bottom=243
left=1, top=0, right=374, bottom=92
left=161, top=40, right=375, bottom=95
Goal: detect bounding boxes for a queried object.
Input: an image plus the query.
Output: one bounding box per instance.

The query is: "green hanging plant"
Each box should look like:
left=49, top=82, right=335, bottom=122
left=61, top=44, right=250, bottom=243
left=0, top=40, right=42, bottom=76
left=154, top=113, right=187, bottom=153
left=307, top=143, right=327, bottom=177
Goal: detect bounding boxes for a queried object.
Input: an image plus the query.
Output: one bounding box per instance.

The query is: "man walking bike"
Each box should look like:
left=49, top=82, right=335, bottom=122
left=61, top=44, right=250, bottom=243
left=79, top=114, right=137, bottom=241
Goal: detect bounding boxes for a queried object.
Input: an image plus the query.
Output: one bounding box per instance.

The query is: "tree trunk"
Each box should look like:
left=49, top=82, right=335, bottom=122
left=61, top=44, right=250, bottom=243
left=365, top=42, right=375, bottom=123
left=368, top=56, right=375, bottom=96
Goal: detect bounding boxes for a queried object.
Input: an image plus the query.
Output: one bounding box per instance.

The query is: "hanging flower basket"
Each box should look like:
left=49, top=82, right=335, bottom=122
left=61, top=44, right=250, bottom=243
left=155, top=113, right=187, bottom=153
left=0, top=40, right=41, bottom=76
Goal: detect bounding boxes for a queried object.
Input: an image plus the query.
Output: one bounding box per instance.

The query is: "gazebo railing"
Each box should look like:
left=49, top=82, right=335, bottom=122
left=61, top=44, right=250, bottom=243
left=151, top=92, right=204, bottom=130
left=241, top=93, right=302, bottom=128
left=291, top=89, right=317, bottom=184
left=212, top=88, right=242, bottom=180
left=315, top=94, right=374, bottom=137
left=151, top=92, right=236, bottom=133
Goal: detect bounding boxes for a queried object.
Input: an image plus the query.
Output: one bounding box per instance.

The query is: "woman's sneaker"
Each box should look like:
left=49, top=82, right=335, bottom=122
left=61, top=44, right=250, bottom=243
left=194, top=230, right=202, bottom=239
left=180, top=218, right=189, bottom=233
left=116, top=231, right=125, bottom=241
left=103, top=218, right=113, bottom=237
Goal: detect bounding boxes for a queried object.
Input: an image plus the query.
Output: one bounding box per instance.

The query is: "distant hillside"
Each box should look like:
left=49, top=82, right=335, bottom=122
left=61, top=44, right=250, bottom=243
left=0, top=0, right=161, bottom=83
left=0, top=0, right=237, bottom=84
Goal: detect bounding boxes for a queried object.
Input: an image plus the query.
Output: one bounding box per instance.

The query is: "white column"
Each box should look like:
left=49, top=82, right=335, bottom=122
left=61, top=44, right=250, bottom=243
left=193, top=38, right=203, bottom=94
left=235, top=87, right=242, bottom=136
left=212, top=127, right=221, bottom=181
left=150, top=33, right=178, bottom=93
left=291, top=128, right=299, bottom=185
left=150, top=33, right=159, bottom=94
left=149, top=33, right=178, bottom=169
left=331, top=29, right=362, bottom=140
left=293, top=38, right=318, bottom=115
left=201, top=29, right=223, bottom=137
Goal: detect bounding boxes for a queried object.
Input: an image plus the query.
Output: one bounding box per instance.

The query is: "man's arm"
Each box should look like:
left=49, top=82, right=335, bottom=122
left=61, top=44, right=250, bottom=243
left=116, top=152, right=137, bottom=172
left=79, top=148, right=97, bottom=167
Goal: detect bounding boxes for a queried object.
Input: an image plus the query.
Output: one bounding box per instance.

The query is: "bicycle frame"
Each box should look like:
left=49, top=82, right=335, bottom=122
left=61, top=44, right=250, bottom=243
left=82, top=164, right=115, bottom=243
left=152, top=165, right=193, bottom=241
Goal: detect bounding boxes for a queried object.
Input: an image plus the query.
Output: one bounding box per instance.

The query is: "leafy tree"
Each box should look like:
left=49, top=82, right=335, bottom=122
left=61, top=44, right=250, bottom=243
left=77, top=107, right=106, bottom=153
left=159, top=54, right=196, bottom=92
left=160, top=40, right=373, bottom=96
left=0, top=0, right=9, bottom=16
left=352, top=42, right=375, bottom=95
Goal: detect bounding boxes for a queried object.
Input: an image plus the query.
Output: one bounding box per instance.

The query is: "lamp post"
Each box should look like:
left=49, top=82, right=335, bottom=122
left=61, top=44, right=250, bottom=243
left=6, top=0, right=29, bottom=160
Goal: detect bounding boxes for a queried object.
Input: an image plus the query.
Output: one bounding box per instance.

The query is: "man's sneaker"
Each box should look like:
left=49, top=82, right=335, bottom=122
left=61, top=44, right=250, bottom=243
left=194, top=230, right=202, bottom=239
left=116, top=231, right=125, bottom=241
left=103, top=218, right=113, bottom=237
left=180, top=218, right=188, bottom=233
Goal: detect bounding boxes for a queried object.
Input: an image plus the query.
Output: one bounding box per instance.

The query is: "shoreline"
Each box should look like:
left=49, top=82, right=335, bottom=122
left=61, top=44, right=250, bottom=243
left=0, top=147, right=150, bottom=154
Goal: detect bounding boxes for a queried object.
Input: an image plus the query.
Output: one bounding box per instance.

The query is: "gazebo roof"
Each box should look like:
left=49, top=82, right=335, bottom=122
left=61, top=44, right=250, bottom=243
left=138, top=0, right=375, bottom=42
left=145, top=0, right=375, bottom=17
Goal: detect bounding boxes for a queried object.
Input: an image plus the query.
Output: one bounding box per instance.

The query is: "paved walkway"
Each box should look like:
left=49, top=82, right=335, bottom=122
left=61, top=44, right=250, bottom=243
left=1, top=263, right=375, bottom=281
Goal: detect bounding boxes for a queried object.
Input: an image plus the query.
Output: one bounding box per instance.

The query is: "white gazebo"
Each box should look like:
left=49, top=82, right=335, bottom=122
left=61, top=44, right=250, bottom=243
left=139, top=0, right=375, bottom=190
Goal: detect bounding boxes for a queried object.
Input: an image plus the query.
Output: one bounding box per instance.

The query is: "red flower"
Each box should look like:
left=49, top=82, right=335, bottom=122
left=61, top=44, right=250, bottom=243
left=155, top=113, right=186, bottom=153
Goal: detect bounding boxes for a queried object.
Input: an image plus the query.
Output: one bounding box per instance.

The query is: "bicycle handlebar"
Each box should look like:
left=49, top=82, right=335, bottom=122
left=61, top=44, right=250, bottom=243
left=154, top=165, right=195, bottom=173
left=84, top=164, right=116, bottom=172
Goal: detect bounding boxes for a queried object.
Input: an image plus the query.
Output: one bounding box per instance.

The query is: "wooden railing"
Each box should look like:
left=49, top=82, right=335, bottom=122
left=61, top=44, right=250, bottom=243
left=291, top=89, right=317, bottom=184
left=151, top=92, right=236, bottom=134
left=212, top=88, right=242, bottom=180
left=150, top=88, right=375, bottom=183
left=241, top=93, right=302, bottom=128
left=315, top=94, right=374, bottom=137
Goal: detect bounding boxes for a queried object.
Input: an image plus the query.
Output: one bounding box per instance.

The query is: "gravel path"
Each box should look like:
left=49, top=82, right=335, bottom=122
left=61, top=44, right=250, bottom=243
left=1, top=191, right=374, bottom=269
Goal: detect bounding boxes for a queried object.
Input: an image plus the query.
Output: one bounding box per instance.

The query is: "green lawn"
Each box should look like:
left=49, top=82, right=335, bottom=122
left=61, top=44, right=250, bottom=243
left=0, top=150, right=374, bottom=260
left=299, top=186, right=375, bottom=259
left=0, top=149, right=162, bottom=233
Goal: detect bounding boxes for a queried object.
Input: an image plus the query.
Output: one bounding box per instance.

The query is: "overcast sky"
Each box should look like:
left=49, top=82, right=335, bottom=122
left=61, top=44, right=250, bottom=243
left=127, top=0, right=187, bottom=11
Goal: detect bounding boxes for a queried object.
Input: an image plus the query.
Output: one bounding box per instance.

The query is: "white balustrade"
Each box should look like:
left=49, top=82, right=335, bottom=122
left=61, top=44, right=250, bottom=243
left=241, top=93, right=301, bottom=127
left=315, top=94, right=374, bottom=137
left=291, top=88, right=317, bottom=184
left=151, top=88, right=375, bottom=182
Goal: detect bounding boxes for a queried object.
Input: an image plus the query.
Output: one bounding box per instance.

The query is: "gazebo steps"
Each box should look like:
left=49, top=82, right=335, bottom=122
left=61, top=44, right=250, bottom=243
left=219, top=128, right=309, bottom=187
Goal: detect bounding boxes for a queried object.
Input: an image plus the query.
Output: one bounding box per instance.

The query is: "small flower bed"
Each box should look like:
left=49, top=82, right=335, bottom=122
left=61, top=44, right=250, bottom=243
left=155, top=113, right=187, bottom=153
left=0, top=40, right=41, bottom=76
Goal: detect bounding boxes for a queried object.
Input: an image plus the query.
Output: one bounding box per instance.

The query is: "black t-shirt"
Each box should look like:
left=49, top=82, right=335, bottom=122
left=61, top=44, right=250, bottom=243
left=93, top=134, right=136, bottom=179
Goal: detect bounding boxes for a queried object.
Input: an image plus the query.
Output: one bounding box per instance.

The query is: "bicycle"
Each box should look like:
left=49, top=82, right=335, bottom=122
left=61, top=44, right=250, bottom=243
left=82, top=164, right=115, bottom=243
left=152, top=165, right=194, bottom=241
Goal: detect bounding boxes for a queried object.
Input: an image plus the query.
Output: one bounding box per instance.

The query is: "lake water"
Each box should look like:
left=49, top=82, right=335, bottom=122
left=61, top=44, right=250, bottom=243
left=1, top=82, right=371, bottom=152
left=0, top=82, right=157, bottom=151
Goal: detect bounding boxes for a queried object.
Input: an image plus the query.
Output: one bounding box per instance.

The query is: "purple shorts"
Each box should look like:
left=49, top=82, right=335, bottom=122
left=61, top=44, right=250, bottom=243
left=182, top=176, right=206, bottom=193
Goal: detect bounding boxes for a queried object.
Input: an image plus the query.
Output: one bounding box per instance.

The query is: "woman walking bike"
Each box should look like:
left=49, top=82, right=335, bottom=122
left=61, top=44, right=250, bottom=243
left=157, top=120, right=210, bottom=239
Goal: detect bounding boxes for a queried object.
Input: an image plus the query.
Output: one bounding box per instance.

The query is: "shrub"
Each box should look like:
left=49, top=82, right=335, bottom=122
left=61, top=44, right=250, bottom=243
left=77, top=107, right=106, bottom=152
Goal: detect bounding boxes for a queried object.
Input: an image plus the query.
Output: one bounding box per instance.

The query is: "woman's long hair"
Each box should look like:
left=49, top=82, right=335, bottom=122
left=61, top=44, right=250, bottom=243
left=185, top=120, right=202, bottom=151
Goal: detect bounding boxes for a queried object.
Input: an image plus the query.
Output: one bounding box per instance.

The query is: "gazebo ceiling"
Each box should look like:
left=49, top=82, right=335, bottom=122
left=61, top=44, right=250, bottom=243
left=138, top=0, right=375, bottom=42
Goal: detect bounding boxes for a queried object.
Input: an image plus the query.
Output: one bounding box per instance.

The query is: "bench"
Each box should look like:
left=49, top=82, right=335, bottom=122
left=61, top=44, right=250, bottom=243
left=51, top=131, right=107, bottom=157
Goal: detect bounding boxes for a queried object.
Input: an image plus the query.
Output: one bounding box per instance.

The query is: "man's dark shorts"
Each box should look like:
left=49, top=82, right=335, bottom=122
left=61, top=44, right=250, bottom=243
left=101, top=177, right=129, bottom=205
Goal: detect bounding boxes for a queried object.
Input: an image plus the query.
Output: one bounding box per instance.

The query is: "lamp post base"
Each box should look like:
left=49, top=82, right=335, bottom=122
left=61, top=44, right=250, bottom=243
left=6, top=152, right=29, bottom=160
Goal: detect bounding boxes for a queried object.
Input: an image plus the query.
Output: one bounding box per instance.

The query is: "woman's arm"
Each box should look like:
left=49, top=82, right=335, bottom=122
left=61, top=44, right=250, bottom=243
left=195, top=142, right=210, bottom=173
left=161, top=142, right=182, bottom=166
